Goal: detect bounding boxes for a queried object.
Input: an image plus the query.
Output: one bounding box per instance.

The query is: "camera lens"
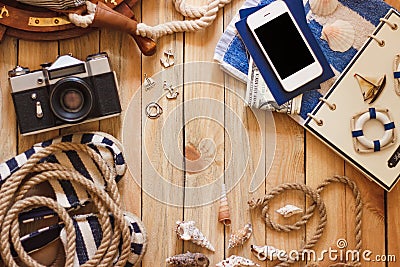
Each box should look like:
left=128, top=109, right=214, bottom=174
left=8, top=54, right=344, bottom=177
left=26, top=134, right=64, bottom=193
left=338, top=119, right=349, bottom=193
left=50, top=77, right=93, bottom=123
left=61, top=89, right=84, bottom=112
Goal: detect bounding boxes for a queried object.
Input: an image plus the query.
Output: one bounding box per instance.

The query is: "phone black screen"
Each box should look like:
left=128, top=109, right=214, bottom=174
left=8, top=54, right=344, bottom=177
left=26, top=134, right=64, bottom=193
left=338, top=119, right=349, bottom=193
left=254, top=12, right=315, bottom=79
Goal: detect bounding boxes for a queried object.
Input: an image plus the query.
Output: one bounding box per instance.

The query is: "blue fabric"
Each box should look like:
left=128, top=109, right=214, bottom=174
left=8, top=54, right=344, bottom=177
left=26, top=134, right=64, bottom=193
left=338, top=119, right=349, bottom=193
left=299, top=89, right=323, bottom=119
left=385, top=122, right=396, bottom=130
left=394, top=71, right=400, bottom=78
left=222, top=36, right=250, bottom=78
left=369, top=107, right=377, bottom=119
left=340, top=0, right=391, bottom=25
left=374, top=140, right=381, bottom=152
left=352, top=130, right=364, bottom=137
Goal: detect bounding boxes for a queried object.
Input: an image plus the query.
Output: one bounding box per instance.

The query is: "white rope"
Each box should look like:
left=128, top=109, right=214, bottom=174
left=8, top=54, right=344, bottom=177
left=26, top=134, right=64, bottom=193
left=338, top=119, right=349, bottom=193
left=68, top=1, right=96, bottom=28
left=136, top=0, right=233, bottom=40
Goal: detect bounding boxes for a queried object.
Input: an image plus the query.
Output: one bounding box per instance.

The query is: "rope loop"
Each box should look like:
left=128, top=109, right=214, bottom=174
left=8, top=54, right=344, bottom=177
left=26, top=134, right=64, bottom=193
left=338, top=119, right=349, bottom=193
left=368, top=34, right=385, bottom=47
left=380, top=18, right=398, bottom=30
left=0, top=143, right=132, bottom=267
left=136, top=0, right=232, bottom=39
left=319, top=97, right=336, bottom=110
left=249, top=175, right=363, bottom=267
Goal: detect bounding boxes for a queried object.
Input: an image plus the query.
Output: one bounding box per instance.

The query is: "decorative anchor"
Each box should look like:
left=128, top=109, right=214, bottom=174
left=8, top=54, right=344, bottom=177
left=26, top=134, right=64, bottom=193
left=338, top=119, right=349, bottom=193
left=0, top=6, right=9, bottom=19
left=163, top=81, right=179, bottom=99
left=160, top=50, right=175, bottom=68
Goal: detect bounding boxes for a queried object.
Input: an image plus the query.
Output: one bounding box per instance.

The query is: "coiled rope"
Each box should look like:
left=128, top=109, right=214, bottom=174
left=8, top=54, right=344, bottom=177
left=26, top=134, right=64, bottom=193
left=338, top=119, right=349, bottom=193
left=136, top=0, right=232, bottom=39
left=0, top=143, right=131, bottom=267
left=248, top=175, right=363, bottom=267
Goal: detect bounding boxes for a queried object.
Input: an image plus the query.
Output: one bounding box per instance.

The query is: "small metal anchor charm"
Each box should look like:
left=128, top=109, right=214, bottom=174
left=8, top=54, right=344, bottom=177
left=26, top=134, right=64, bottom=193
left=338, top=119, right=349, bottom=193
left=160, top=50, right=175, bottom=68
left=143, top=73, right=156, bottom=90
left=164, top=81, right=179, bottom=99
left=0, top=6, right=9, bottom=19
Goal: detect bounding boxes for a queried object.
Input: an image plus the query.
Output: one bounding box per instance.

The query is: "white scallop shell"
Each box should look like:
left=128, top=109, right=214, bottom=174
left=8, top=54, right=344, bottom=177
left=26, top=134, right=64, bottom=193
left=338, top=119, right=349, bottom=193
left=321, top=20, right=355, bottom=52
left=309, top=0, right=339, bottom=16
left=275, top=204, right=303, bottom=218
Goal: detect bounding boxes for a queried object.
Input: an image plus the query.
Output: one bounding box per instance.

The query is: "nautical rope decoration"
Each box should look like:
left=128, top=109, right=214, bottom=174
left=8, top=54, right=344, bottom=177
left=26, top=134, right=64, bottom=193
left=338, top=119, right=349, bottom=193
left=0, top=133, right=147, bottom=267
left=136, top=0, right=233, bottom=39
left=248, top=175, right=363, bottom=267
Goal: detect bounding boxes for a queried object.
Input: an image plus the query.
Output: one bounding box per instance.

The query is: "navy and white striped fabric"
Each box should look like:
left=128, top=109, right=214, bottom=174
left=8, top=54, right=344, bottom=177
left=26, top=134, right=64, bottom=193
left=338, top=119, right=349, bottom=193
left=16, top=0, right=86, bottom=9
left=0, top=133, right=126, bottom=209
left=11, top=223, right=64, bottom=257
left=60, top=212, right=147, bottom=267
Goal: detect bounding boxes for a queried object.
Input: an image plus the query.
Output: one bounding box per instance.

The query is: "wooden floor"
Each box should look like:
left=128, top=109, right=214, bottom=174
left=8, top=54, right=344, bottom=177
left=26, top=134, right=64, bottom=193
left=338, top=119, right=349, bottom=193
left=0, top=0, right=399, bottom=266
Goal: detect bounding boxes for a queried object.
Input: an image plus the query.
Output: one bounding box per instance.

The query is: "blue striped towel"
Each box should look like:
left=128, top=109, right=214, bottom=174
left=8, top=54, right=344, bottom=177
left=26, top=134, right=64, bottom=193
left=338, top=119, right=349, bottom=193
left=214, top=0, right=392, bottom=121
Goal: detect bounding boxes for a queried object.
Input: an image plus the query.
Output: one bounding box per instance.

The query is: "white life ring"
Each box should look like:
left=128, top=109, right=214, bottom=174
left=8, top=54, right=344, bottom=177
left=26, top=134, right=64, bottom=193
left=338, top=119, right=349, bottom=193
left=352, top=108, right=395, bottom=152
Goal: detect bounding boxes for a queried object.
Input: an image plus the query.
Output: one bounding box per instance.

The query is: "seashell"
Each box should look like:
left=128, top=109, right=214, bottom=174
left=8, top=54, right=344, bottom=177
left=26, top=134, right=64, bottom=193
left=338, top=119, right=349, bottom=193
left=175, top=221, right=215, bottom=252
left=216, top=255, right=260, bottom=267
left=309, top=0, right=339, bottom=16
left=321, top=20, right=355, bottom=52
left=250, top=245, right=287, bottom=261
left=218, top=184, right=231, bottom=226
left=275, top=204, right=303, bottom=218
left=228, top=223, right=252, bottom=249
left=166, top=251, right=210, bottom=267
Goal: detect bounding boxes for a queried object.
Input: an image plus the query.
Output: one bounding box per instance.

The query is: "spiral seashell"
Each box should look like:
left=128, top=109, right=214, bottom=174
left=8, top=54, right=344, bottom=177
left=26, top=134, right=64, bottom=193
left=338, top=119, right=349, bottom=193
left=309, top=0, right=339, bottom=16
left=216, top=255, right=260, bottom=267
left=321, top=20, right=355, bottom=52
left=166, top=251, right=210, bottom=267
left=218, top=184, right=231, bottom=226
left=175, top=221, right=215, bottom=252
left=228, top=223, right=252, bottom=249
left=275, top=204, right=303, bottom=218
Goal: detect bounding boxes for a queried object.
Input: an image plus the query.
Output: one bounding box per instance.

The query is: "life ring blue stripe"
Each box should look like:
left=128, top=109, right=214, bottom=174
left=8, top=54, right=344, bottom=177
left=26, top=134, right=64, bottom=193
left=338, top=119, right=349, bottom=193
left=384, top=122, right=396, bottom=131
left=394, top=71, right=400, bottom=79
left=369, top=108, right=376, bottom=119
left=352, top=130, right=364, bottom=137
left=374, top=140, right=381, bottom=152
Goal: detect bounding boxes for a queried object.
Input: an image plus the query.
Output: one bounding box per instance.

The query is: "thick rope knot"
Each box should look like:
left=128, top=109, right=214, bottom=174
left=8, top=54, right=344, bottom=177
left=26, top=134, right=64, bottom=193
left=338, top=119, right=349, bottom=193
left=249, top=175, right=363, bottom=267
left=136, top=0, right=232, bottom=39
left=0, top=143, right=132, bottom=267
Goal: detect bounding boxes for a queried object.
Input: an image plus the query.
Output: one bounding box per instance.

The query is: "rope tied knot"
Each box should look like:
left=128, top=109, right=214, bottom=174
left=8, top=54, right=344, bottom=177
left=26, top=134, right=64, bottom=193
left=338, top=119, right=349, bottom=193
left=249, top=175, right=363, bottom=267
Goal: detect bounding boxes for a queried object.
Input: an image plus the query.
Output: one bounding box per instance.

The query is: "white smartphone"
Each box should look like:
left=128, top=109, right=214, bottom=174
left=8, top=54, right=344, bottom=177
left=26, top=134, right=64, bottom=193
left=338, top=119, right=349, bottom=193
left=246, top=1, right=323, bottom=92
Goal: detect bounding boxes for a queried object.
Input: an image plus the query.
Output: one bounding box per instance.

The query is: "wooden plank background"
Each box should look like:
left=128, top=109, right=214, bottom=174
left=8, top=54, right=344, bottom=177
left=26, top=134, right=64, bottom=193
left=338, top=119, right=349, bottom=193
left=0, top=0, right=399, bottom=266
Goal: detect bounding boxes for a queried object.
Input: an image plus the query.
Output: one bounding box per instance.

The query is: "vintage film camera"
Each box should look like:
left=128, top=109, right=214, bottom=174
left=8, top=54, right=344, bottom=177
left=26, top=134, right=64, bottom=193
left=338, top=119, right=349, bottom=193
left=9, top=52, right=121, bottom=135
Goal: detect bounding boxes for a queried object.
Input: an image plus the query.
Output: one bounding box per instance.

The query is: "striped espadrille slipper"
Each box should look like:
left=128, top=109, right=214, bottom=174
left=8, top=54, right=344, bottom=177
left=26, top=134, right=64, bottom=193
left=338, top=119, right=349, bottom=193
left=0, top=132, right=126, bottom=209
left=0, top=132, right=146, bottom=266
left=60, top=212, right=147, bottom=267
